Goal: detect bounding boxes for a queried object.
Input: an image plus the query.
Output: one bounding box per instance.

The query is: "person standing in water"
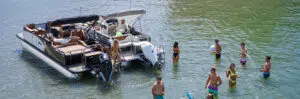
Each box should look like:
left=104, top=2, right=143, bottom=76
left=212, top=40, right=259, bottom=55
left=111, top=40, right=121, bottom=72
left=205, top=67, right=222, bottom=98
left=261, top=56, right=271, bottom=78
left=240, top=42, right=247, bottom=65
left=173, top=41, right=180, bottom=64
left=215, top=40, right=222, bottom=59
left=152, top=77, right=165, bottom=99
left=226, top=63, right=240, bottom=88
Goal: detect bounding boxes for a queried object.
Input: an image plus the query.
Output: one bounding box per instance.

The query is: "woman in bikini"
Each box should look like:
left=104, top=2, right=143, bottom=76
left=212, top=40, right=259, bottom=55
left=226, top=63, right=240, bottom=88
left=173, top=41, right=180, bottom=64
left=111, top=40, right=121, bottom=72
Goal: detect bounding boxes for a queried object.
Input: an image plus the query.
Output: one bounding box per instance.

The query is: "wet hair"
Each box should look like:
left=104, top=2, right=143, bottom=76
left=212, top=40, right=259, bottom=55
left=266, top=56, right=271, bottom=60
left=173, top=41, right=178, bottom=48
left=230, top=63, right=235, bottom=69
left=211, top=67, right=216, bottom=72
left=241, top=42, right=245, bottom=46
left=156, top=76, right=162, bottom=80
left=215, top=39, right=219, bottom=43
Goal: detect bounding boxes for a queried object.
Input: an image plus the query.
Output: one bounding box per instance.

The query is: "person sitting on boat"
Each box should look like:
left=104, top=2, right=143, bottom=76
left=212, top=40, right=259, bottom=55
left=24, top=24, right=46, bottom=36
left=24, top=24, right=37, bottom=32
left=46, top=30, right=87, bottom=46
left=111, top=40, right=121, bottom=72
left=73, top=26, right=86, bottom=41
left=46, top=33, right=80, bottom=45
left=116, top=19, right=128, bottom=34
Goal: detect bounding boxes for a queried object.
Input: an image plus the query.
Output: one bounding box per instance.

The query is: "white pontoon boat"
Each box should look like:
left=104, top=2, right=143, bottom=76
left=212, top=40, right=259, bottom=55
left=86, top=10, right=165, bottom=68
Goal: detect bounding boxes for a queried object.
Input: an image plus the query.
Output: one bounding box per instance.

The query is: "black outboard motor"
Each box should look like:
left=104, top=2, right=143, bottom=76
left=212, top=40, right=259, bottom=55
left=98, top=53, right=112, bottom=83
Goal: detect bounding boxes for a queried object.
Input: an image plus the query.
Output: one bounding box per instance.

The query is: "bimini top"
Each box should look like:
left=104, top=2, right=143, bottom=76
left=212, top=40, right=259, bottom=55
left=105, top=9, right=146, bottom=26
left=50, top=15, right=99, bottom=26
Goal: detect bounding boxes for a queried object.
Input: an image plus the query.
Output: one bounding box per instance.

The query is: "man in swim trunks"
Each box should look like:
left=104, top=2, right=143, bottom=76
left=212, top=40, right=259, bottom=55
left=173, top=41, right=180, bottom=64
left=261, top=56, right=271, bottom=78
left=215, top=40, right=222, bottom=59
left=240, top=42, right=247, bottom=65
left=226, top=63, right=240, bottom=88
left=205, top=67, right=222, bottom=98
left=152, top=77, right=165, bottom=99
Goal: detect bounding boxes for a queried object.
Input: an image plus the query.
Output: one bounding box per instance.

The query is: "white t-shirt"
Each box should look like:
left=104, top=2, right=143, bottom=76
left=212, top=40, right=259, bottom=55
left=117, top=24, right=127, bottom=33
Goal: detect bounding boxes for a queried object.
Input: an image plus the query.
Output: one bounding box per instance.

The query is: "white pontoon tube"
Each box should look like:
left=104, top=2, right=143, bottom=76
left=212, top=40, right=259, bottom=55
left=17, top=33, right=78, bottom=79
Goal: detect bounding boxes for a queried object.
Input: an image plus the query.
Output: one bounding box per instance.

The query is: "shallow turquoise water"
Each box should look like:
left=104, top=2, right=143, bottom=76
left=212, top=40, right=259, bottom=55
left=0, top=0, right=299, bottom=99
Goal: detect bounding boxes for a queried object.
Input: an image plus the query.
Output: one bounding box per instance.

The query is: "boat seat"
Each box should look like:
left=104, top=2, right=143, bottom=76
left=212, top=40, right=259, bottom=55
left=118, top=42, right=133, bottom=48
left=117, top=35, right=138, bottom=44
left=113, top=34, right=131, bottom=41
left=107, top=25, right=117, bottom=36
left=56, top=44, right=93, bottom=56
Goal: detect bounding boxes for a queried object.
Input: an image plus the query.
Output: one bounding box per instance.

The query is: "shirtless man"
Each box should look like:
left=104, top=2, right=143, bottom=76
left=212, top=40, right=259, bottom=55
left=73, top=26, right=86, bottom=41
left=47, top=33, right=82, bottom=45
left=215, top=40, right=222, bottom=59
left=205, top=67, right=222, bottom=98
left=261, top=56, right=271, bottom=78
left=240, top=42, right=247, bottom=65
left=152, top=77, right=165, bottom=99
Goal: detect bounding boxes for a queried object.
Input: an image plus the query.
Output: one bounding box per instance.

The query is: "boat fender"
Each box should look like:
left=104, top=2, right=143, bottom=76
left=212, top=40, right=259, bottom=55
left=209, top=44, right=215, bottom=52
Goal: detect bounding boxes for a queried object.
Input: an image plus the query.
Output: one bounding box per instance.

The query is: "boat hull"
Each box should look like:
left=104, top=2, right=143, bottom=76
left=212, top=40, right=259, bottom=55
left=16, top=33, right=78, bottom=79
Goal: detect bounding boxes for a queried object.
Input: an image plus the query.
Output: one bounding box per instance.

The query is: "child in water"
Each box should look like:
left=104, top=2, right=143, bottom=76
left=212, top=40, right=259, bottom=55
left=240, top=42, right=247, bottom=65
left=173, top=41, right=180, bottom=64
left=215, top=40, right=222, bottom=59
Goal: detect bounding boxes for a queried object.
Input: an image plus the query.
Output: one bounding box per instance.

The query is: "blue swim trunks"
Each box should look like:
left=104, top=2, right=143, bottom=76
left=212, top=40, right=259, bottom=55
left=154, top=95, right=164, bottom=99
left=263, top=72, right=270, bottom=78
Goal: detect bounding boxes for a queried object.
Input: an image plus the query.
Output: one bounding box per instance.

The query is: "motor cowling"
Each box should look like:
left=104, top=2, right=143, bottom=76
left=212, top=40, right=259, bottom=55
left=98, top=53, right=112, bottom=82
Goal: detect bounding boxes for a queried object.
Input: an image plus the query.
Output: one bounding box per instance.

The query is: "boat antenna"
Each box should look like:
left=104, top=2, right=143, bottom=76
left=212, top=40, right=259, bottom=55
left=139, top=17, right=142, bottom=33
left=79, top=0, right=83, bottom=16
left=129, top=0, right=132, bottom=10
left=80, top=7, right=82, bottom=16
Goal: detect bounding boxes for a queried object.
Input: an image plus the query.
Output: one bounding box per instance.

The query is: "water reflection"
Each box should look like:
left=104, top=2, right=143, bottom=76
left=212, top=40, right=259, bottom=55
left=172, top=63, right=179, bottom=79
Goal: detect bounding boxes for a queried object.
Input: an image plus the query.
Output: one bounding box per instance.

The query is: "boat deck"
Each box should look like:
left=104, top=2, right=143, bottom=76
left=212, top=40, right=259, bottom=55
left=57, top=45, right=93, bottom=55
